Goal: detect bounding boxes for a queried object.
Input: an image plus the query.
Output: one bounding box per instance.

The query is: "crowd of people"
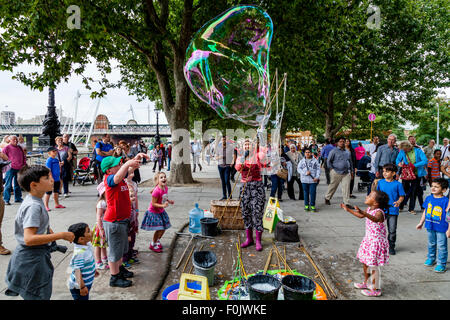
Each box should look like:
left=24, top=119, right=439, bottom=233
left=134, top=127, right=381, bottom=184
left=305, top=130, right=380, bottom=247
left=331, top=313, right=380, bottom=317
left=0, top=131, right=449, bottom=300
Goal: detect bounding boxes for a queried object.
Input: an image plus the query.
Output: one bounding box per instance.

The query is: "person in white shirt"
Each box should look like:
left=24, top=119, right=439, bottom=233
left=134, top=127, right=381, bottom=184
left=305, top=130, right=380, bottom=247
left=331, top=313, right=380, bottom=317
left=440, top=138, right=449, bottom=160
left=367, top=136, right=380, bottom=156
left=191, top=139, right=202, bottom=172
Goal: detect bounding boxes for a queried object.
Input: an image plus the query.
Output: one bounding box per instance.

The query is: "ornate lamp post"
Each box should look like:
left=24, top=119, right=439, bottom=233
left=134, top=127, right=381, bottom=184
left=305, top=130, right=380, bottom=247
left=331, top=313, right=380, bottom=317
left=38, top=40, right=61, bottom=151
left=38, top=86, right=61, bottom=150
left=154, top=107, right=161, bottom=147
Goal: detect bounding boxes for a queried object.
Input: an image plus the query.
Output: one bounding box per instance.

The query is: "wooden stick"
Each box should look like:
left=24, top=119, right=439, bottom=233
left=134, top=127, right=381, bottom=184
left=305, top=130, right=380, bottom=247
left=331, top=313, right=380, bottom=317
left=182, top=242, right=196, bottom=273
left=273, top=244, right=293, bottom=273
left=300, top=246, right=337, bottom=299
left=273, top=244, right=281, bottom=271
left=175, top=234, right=194, bottom=269
left=263, top=248, right=273, bottom=275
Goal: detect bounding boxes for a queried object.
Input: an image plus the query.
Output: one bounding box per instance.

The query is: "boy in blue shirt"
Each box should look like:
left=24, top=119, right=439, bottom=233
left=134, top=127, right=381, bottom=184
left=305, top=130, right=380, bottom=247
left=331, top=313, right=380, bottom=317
left=376, top=163, right=405, bottom=255
left=416, top=178, right=450, bottom=273
left=44, top=146, right=65, bottom=211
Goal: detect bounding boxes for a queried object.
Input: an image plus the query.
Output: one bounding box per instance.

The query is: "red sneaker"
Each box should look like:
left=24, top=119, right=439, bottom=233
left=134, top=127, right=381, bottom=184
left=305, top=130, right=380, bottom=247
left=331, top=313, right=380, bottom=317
left=55, top=205, right=66, bottom=209
left=149, top=243, right=162, bottom=253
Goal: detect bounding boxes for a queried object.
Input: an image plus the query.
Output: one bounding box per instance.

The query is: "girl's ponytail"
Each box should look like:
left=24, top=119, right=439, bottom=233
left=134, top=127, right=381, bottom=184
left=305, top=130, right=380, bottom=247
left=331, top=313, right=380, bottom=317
left=373, top=190, right=390, bottom=214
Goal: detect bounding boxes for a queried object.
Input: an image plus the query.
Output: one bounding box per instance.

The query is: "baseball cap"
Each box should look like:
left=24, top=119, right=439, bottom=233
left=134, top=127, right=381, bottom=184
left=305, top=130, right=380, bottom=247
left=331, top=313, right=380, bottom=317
left=100, top=156, right=122, bottom=173
left=47, top=146, right=57, bottom=152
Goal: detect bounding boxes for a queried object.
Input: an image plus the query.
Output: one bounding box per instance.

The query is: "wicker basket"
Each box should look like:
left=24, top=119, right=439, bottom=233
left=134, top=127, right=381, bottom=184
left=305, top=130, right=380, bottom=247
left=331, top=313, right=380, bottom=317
left=210, top=199, right=245, bottom=230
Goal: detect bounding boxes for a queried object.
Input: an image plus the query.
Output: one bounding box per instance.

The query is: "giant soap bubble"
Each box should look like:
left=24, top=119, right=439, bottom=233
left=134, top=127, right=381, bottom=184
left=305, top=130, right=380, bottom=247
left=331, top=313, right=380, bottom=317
left=184, top=6, right=273, bottom=127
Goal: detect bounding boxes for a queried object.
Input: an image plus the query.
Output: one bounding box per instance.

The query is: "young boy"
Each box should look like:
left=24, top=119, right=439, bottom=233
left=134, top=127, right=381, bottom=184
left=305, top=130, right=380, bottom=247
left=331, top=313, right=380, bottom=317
left=4, top=166, right=75, bottom=300
left=44, top=146, right=65, bottom=211
left=427, top=149, right=442, bottom=186
left=101, top=154, right=145, bottom=288
left=376, top=163, right=405, bottom=255
left=67, top=222, right=98, bottom=300
left=416, top=178, right=450, bottom=273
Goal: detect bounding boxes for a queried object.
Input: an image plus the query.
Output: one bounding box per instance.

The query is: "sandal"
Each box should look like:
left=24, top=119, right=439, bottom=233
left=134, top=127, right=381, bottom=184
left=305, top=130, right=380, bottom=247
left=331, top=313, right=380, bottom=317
left=353, top=282, right=368, bottom=289
left=361, top=289, right=382, bottom=297
left=55, top=205, right=66, bottom=209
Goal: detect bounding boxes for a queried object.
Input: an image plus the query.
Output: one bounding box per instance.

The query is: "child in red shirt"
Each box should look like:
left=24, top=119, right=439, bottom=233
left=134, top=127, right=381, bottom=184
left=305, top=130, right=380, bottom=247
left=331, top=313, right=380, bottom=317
left=428, top=149, right=442, bottom=185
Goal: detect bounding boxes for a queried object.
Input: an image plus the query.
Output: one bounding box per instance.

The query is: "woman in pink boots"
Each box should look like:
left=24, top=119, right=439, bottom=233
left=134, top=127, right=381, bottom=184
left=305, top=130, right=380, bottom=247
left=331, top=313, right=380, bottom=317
left=235, top=139, right=266, bottom=251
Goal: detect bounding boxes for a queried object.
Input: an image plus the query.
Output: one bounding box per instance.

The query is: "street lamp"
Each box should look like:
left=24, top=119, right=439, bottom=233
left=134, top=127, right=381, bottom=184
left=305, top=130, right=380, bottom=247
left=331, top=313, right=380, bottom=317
left=154, top=107, right=161, bottom=147
left=38, top=40, right=61, bottom=151
left=38, top=86, right=61, bottom=150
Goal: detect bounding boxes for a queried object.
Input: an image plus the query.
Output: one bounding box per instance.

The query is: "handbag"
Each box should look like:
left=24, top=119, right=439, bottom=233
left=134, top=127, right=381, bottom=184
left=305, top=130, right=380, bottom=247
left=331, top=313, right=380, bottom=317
left=400, top=153, right=416, bottom=181
left=276, top=168, right=288, bottom=180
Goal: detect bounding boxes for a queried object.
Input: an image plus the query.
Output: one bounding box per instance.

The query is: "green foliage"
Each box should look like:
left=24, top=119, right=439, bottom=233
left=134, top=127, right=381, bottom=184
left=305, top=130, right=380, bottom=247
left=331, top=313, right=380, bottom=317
left=263, top=0, right=449, bottom=138
left=411, top=98, right=450, bottom=145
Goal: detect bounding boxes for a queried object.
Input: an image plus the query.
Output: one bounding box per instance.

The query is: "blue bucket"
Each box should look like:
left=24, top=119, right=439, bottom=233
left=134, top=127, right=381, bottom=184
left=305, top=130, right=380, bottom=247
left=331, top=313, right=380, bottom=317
left=162, top=282, right=202, bottom=300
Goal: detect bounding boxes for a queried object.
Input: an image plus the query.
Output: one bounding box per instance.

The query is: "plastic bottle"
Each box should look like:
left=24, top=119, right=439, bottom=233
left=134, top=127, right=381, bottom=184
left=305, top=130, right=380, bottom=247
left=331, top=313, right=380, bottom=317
left=189, top=203, right=204, bottom=233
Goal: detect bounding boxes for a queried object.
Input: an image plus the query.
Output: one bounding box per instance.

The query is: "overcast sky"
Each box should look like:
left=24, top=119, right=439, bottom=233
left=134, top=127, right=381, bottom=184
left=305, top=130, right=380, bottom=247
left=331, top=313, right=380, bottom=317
left=0, top=61, right=168, bottom=125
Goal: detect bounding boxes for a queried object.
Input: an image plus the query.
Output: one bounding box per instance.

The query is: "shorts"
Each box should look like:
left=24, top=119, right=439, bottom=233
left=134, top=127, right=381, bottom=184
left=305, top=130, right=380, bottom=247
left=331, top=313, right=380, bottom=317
left=46, top=180, right=61, bottom=195
left=103, top=219, right=129, bottom=263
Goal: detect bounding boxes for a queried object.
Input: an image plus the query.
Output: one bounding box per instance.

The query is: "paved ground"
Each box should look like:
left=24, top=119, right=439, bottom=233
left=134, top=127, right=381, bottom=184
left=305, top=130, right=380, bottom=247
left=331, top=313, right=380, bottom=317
left=0, top=160, right=448, bottom=300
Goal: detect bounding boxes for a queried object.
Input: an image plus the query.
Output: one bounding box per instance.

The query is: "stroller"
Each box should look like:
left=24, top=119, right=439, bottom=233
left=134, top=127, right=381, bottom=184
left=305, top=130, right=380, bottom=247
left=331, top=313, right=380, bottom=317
left=356, top=155, right=372, bottom=193
left=73, top=157, right=97, bottom=186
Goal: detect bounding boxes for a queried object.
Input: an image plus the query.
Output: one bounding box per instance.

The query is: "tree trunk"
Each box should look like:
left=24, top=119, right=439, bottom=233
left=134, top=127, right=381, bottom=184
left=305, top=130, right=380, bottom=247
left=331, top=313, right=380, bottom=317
left=166, top=48, right=195, bottom=184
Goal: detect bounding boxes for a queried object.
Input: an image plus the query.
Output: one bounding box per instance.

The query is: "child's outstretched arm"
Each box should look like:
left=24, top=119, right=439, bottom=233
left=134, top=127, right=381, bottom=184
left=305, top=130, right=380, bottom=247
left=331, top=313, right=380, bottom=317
left=416, top=209, right=426, bottom=230
left=24, top=227, right=74, bottom=246
left=340, top=204, right=365, bottom=218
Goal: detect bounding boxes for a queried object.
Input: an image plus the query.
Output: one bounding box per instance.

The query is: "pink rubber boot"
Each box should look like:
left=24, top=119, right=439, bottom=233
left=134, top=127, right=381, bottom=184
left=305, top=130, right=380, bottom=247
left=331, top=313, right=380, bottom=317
left=241, top=228, right=254, bottom=248
left=255, top=230, right=263, bottom=251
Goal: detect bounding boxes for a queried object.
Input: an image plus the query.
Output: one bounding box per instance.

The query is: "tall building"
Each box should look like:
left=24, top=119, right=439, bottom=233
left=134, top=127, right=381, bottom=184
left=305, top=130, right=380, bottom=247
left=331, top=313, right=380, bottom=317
left=0, top=111, right=15, bottom=125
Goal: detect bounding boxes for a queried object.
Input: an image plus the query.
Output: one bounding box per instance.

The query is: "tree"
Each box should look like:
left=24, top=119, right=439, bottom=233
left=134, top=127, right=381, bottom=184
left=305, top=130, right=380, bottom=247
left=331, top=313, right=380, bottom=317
left=0, top=0, right=236, bottom=183
left=410, top=98, right=450, bottom=146
left=264, top=0, right=449, bottom=139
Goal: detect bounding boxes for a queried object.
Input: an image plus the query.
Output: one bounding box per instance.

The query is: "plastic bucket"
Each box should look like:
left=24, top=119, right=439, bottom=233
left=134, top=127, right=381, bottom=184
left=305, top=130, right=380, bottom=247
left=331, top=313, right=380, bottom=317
left=246, top=274, right=281, bottom=300
left=281, top=275, right=316, bottom=300
left=162, top=282, right=202, bottom=300
left=200, top=218, right=219, bottom=237
left=193, top=251, right=217, bottom=286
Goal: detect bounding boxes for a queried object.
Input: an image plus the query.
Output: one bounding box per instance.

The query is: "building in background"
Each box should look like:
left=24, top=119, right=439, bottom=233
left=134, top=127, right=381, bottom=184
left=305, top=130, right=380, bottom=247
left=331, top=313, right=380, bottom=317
left=1, top=111, right=15, bottom=125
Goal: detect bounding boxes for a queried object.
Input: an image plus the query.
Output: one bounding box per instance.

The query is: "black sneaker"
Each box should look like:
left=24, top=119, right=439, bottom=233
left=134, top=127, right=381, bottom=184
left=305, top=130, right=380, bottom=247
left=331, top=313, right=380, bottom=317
left=110, top=274, right=132, bottom=288
left=119, top=265, right=134, bottom=278
left=325, top=199, right=331, bottom=205
left=5, top=201, right=11, bottom=206
left=389, top=248, right=396, bottom=255
left=5, top=289, right=19, bottom=296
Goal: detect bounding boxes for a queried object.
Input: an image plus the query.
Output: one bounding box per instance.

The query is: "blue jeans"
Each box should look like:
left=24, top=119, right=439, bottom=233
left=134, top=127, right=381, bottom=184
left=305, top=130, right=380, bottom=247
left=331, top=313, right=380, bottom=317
left=218, top=166, right=231, bottom=199
left=167, top=158, right=171, bottom=171
left=270, top=175, right=284, bottom=199
left=3, top=168, right=22, bottom=202
left=69, top=284, right=92, bottom=300
left=427, top=230, right=448, bottom=267
left=302, top=183, right=317, bottom=207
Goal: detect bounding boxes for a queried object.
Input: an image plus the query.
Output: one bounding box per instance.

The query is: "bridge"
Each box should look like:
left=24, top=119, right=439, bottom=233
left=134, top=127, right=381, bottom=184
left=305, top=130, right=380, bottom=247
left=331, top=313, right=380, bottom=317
left=0, top=124, right=172, bottom=136
left=0, top=124, right=172, bottom=151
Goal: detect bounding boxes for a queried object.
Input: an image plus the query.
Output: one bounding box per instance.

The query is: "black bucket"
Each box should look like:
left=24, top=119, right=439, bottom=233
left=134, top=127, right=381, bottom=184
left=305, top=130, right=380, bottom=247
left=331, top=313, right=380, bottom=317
left=281, top=275, right=316, bottom=300
left=246, top=274, right=281, bottom=300
left=193, top=251, right=217, bottom=286
left=200, top=218, right=219, bottom=237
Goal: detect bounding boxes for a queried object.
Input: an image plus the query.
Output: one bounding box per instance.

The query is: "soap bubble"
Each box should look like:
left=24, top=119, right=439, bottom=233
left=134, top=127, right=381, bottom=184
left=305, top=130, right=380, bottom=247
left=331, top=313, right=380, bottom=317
left=184, top=6, right=273, bottom=127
